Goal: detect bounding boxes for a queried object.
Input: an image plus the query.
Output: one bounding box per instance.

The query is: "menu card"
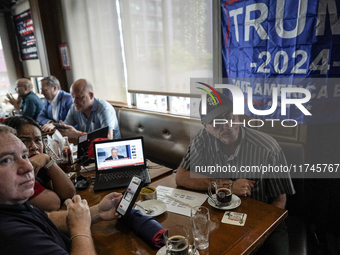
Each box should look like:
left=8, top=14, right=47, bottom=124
left=156, top=186, right=208, bottom=217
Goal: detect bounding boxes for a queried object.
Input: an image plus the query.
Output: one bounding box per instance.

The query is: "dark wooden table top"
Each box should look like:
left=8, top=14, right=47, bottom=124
left=76, top=170, right=287, bottom=255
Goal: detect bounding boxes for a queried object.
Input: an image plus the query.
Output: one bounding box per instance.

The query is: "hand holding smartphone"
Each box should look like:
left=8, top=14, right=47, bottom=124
left=117, top=176, right=145, bottom=217
left=52, top=122, right=67, bottom=129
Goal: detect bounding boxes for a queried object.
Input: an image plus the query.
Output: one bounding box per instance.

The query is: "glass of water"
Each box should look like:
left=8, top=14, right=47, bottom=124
left=190, top=206, right=210, bottom=250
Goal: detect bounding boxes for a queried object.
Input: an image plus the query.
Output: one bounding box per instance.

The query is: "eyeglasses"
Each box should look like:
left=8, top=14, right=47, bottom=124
left=210, top=112, right=236, bottom=122
left=216, top=112, right=233, bottom=119
left=40, top=87, right=52, bottom=93
left=15, top=85, right=25, bottom=90
left=209, top=112, right=238, bottom=127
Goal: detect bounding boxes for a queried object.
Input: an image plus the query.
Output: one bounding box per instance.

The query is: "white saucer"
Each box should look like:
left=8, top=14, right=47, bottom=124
left=135, top=199, right=167, bottom=217
left=208, top=194, right=241, bottom=210
left=156, top=246, right=200, bottom=255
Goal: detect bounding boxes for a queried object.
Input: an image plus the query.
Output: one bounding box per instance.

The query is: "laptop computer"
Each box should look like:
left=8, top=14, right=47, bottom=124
left=92, top=136, right=151, bottom=191
left=77, top=126, right=109, bottom=165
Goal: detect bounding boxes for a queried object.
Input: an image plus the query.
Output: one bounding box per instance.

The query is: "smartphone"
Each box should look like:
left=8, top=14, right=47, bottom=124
left=117, top=176, right=145, bottom=217
left=52, top=122, right=67, bottom=129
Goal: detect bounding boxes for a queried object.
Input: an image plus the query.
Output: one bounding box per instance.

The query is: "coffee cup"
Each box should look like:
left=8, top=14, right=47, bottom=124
left=163, top=225, right=196, bottom=255
left=208, top=180, right=233, bottom=206
left=140, top=186, right=157, bottom=201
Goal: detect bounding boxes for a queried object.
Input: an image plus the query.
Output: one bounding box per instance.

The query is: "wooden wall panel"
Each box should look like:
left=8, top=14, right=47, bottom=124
left=32, top=0, right=70, bottom=91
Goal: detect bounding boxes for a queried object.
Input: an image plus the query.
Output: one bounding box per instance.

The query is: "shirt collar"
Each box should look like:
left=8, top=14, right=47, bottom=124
left=48, top=90, right=60, bottom=104
left=0, top=201, right=33, bottom=213
left=22, top=91, right=33, bottom=100
left=91, top=98, right=98, bottom=112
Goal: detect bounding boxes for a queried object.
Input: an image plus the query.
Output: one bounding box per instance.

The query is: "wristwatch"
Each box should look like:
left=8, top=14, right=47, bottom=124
left=44, top=157, right=56, bottom=169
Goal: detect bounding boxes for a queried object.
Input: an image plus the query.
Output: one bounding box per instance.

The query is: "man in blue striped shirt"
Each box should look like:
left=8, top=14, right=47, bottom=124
left=176, top=90, right=295, bottom=255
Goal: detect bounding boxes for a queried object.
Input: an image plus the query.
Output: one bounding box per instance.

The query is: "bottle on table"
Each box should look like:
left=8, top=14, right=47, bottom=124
left=60, top=136, right=72, bottom=172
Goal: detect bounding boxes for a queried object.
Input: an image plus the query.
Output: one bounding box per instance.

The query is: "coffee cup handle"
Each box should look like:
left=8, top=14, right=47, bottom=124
left=189, top=244, right=197, bottom=255
left=165, top=244, right=173, bottom=255
left=208, top=181, right=218, bottom=199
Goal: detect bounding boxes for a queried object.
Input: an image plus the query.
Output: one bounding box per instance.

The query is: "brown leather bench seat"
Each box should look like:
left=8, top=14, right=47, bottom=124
left=117, top=107, right=202, bottom=169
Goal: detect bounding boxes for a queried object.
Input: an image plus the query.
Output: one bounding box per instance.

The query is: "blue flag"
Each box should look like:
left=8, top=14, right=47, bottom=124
left=221, top=0, right=340, bottom=124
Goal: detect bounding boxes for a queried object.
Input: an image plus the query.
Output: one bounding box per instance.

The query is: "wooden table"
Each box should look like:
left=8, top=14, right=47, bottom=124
left=76, top=160, right=174, bottom=205
left=77, top=172, right=287, bottom=255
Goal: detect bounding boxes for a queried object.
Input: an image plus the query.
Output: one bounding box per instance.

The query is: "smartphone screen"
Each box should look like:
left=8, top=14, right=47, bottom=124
left=117, top=176, right=144, bottom=216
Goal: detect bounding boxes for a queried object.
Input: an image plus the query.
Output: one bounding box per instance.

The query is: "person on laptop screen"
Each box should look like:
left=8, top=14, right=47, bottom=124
left=105, top=147, right=126, bottom=161
left=56, top=79, right=120, bottom=140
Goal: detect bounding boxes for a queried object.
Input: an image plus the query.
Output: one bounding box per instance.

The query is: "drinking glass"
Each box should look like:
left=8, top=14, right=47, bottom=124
left=191, top=206, right=210, bottom=250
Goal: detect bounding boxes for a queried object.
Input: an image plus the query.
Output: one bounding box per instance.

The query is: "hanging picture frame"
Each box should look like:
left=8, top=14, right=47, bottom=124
left=58, top=43, right=71, bottom=69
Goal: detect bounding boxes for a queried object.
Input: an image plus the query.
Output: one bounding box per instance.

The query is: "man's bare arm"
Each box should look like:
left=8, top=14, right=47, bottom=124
left=107, top=130, right=113, bottom=140
left=48, top=192, right=122, bottom=234
left=175, top=166, right=213, bottom=190
left=57, top=122, right=83, bottom=139
left=176, top=167, right=256, bottom=196
left=271, top=194, right=286, bottom=209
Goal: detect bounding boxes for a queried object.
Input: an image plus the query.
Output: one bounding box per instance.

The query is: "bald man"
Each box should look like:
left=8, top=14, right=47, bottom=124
left=6, top=79, right=43, bottom=120
left=57, top=79, right=120, bottom=140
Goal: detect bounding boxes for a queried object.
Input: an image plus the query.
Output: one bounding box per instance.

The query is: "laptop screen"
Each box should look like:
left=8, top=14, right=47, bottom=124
left=93, top=137, right=146, bottom=172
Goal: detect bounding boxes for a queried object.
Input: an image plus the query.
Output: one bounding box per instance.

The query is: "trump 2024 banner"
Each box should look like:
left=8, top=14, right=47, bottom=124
left=221, top=0, right=340, bottom=124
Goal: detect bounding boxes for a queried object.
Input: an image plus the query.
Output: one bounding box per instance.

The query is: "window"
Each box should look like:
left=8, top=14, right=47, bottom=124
left=135, top=94, right=167, bottom=112
left=0, top=13, right=17, bottom=112
left=61, top=0, right=127, bottom=103
left=61, top=0, right=214, bottom=116
left=169, top=96, right=190, bottom=116
left=121, top=0, right=213, bottom=116
left=121, top=0, right=213, bottom=96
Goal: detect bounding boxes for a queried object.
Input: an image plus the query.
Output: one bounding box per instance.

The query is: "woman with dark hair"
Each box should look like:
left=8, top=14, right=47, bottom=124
left=3, top=116, right=75, bottom=211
